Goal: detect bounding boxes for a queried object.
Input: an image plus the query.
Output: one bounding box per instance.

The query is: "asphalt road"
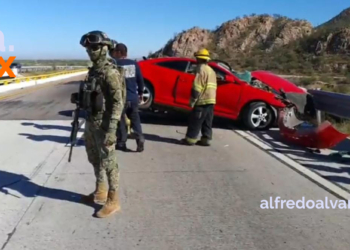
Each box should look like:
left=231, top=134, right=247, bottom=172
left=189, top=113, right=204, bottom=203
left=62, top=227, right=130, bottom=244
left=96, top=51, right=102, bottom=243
left=0, top=75, right=85, bottom=120
left=1, top=76, right=350, bottom=250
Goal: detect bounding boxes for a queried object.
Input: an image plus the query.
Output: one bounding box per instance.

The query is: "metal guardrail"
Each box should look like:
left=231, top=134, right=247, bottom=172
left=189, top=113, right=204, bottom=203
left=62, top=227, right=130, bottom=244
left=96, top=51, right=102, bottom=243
left=0, top=69, right=87, bottom=86
left=18, top=66, right=87, bottom=73
left=308, top=89, right=350, bottom=120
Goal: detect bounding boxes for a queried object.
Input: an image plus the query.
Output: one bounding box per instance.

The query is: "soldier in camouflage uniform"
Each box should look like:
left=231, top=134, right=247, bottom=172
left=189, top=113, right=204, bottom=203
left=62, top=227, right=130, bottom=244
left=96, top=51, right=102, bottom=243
left=79, top=30, right=126, bottom=218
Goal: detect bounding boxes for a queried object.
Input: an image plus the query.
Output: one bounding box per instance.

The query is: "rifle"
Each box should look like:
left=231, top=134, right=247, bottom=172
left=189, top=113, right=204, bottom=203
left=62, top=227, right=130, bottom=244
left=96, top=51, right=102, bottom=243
left=68, top=102, right=80, bottom=162
left=68, top=81, right=84, bottom=162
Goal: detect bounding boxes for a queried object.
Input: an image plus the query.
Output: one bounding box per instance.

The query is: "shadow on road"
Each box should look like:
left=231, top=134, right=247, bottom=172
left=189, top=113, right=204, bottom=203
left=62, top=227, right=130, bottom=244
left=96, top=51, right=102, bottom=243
left=303, top=164, right=350, bottom=185
left=143, top=133, right=183, bottom=145
left=139, top=110, right=238, bottom=130
left=0, top=170, right=97, bottom=209
left=64, top=80, right=83, bottom=86
left=57, top=109, right=237, bottom=130
left=51, top=109, right=236, bottom=146
left=21, top=122, right=84, bottom=133
left=58, top=110, right=86, bottom=119
left=322, top=175, right=350, bottom=185
left=18, top=133, right=85, bottom=146
left=20, top=121, right=85, bottom=145
left=332, top=139, right=350, bottom=152
left=126, top=111, right=237, bottom=145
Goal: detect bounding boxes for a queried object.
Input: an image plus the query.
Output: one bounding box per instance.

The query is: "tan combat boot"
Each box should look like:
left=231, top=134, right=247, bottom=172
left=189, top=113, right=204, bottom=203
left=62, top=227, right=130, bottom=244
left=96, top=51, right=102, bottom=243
left=96, top=190, right=121, bottom=218
left=81, top=182, right=108, bottom=205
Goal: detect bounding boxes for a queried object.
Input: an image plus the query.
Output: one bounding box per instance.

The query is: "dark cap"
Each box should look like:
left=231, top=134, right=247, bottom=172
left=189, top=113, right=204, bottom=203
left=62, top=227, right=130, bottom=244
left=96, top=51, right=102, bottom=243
left=115, top=43, right=127, bottom=55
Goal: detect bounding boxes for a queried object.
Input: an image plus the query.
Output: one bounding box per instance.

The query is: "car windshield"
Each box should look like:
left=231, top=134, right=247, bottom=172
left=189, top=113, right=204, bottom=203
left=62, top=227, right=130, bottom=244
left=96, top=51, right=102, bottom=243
left=216, top=62, right=231, bottom=72
left=233, top=71, right=252, bottom=83
left=214, top=61, right=252, bottom=83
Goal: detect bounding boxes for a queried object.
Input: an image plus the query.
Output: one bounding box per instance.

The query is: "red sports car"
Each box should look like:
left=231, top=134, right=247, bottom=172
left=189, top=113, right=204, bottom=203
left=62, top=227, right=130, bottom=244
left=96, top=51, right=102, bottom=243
left=137, top=57, right=305, bottom=130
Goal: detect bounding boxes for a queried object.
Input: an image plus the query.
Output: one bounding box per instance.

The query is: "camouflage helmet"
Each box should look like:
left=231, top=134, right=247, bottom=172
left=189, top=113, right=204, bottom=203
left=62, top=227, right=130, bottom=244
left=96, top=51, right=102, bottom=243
left=80, top=30, right=112, bottom=49
left=110, top=39, right=118, bottom=50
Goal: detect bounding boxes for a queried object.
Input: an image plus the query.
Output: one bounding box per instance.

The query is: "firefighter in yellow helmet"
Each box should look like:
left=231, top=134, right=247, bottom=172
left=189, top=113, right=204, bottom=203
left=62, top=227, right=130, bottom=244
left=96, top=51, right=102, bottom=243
left=180, top=48, right=217, bottom=146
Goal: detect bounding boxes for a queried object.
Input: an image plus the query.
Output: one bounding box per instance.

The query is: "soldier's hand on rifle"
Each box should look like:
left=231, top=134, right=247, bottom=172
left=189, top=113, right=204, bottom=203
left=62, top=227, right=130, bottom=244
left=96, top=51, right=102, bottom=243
left=103, top=132, right=116, bottom=147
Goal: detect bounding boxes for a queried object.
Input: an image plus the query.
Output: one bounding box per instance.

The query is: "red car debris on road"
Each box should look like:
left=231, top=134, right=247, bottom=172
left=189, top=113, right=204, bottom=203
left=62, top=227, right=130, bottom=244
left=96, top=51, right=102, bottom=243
left=276, top=89, right=349, bottom=151
left=137, top=56, right=305, bottom=130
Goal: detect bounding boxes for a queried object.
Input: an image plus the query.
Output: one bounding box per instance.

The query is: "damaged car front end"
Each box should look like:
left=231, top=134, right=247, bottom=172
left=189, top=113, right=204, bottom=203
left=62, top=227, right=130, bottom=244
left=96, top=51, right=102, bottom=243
left=275, top=89, right=349, bottom=150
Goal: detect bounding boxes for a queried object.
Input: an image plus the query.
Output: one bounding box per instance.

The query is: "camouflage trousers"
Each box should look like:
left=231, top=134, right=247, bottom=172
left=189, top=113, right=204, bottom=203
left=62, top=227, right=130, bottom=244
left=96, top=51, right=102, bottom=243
left=84, top=119, right=119, bottom=191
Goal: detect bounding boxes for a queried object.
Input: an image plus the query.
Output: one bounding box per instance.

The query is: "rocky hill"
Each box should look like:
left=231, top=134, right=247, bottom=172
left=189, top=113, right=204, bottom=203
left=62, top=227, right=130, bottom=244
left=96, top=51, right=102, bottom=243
left=151, top=8, right=350, bottom=76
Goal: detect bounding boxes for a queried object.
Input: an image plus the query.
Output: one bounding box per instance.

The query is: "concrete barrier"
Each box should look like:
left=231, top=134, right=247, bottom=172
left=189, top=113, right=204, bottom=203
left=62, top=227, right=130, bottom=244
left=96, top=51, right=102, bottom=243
left=0, top=69, right=88, bottom=94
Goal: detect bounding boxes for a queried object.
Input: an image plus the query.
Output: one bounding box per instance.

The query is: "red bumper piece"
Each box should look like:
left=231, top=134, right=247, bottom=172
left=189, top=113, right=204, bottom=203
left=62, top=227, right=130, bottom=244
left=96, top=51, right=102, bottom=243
left=278, top=109, right=349, bottom=149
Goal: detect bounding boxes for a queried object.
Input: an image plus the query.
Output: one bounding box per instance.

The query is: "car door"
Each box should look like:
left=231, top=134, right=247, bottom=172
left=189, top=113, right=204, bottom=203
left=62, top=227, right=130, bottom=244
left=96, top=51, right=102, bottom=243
left=211, top=65, right=242, bottom=116
left=176, top=61, right=242, bottom=116
left=174, top=62, right=196, bottom=106
left=152, top=60, right=190, bottom=105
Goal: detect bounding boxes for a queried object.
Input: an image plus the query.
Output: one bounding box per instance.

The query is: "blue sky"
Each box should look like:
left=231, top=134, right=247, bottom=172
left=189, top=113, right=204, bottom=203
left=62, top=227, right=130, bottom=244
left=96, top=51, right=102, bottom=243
left=0, top=0, right=349, bottom=60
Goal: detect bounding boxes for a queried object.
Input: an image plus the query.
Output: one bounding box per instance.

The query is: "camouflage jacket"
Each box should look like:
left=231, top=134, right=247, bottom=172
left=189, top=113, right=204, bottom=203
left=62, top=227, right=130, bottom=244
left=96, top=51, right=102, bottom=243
left=84, top=59, right=126, bottom=134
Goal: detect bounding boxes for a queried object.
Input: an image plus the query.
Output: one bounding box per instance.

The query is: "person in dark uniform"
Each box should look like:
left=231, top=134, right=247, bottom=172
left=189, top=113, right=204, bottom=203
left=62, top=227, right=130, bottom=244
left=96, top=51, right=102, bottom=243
left=110, top=43, right=145, bottom=152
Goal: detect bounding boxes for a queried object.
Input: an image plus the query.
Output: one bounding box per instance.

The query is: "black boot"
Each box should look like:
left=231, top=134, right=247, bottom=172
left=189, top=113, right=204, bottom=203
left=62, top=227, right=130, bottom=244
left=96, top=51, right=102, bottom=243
left=116, top=142, right=127, bottom=152
left=136, top=137, right=145, bottom=152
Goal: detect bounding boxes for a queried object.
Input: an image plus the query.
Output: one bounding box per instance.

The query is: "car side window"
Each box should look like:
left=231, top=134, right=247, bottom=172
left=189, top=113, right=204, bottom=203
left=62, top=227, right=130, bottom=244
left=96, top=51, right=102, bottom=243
left=186, top=62, right=197, bottom=74
left=155, top=61, right=189, bottom=72
left=210, top=66, right=226, bottom=81
left=186, top=63, right=226, bottom=81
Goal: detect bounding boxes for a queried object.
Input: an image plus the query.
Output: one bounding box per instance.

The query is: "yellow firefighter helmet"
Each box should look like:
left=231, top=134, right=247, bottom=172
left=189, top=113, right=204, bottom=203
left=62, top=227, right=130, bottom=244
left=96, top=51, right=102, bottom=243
left=194, top=48, right=210, bottom=61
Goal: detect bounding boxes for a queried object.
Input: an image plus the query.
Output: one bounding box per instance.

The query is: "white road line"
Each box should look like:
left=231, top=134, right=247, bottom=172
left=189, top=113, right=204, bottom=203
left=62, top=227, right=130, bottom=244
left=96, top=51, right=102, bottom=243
left=235, top=130, right=350, bottom=201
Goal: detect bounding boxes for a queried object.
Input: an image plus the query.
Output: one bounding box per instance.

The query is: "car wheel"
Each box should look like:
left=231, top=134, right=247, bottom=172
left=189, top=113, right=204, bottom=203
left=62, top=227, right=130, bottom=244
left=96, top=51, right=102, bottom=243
left=139, top=81, right=153, bottom=110
left=242, top=102, right=274, bottom=130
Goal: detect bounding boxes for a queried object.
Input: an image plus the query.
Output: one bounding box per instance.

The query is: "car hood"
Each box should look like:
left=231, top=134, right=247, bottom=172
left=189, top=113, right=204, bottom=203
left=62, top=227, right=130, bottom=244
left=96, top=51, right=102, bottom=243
left=251, top=71, right=305, bottom=94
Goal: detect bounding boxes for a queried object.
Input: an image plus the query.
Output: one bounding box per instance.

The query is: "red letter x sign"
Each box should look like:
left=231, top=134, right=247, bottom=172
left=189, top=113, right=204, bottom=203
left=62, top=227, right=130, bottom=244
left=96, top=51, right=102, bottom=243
left=0, top=56, right=16, bottom=78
